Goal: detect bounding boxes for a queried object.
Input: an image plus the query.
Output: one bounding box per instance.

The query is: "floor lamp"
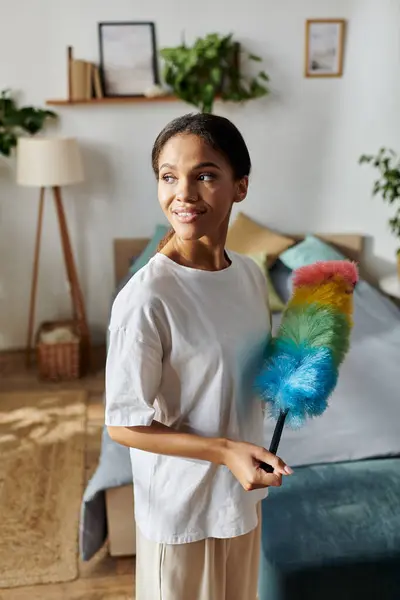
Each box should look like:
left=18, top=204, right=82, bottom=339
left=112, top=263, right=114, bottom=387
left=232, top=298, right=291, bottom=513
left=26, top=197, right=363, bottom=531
left=16, top=137, right=91, bottom=369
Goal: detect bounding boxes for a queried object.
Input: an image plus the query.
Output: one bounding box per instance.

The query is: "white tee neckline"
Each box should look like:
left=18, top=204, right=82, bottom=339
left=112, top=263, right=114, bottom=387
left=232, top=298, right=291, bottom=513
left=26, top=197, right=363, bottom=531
left=155, top=250, right=234, bottom=276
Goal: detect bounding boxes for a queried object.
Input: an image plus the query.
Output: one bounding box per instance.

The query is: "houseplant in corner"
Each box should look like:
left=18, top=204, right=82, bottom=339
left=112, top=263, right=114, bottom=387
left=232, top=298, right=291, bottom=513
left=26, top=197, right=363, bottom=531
left=359, top=148, right=400, bottom=279
left=0, top=89, right=57, bottom=157
left=160, top=33, right=270, bottom=114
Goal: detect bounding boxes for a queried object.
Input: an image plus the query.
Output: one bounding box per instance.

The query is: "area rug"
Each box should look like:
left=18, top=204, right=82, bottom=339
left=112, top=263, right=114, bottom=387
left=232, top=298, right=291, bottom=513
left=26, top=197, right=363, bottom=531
left=0, top=389, right=87, bottom=588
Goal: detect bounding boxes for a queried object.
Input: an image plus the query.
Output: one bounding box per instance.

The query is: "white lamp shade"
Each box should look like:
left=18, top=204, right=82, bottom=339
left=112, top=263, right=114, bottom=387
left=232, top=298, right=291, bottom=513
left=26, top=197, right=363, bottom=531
left=16, top=137, right=84, bottom=187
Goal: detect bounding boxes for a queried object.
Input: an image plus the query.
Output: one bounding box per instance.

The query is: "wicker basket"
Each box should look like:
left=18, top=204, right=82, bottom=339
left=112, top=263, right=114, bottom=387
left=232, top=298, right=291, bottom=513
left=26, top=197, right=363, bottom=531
left=36, top=320, right=83, bottom=381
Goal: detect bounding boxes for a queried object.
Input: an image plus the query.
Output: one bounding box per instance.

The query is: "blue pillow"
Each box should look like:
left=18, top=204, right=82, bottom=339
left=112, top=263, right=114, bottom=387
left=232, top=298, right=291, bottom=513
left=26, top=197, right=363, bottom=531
left=269, top=259, right=293, bottom=303
left=129, top=224, right=170, bottom=275
left=279, top=235, right=345, bottom=270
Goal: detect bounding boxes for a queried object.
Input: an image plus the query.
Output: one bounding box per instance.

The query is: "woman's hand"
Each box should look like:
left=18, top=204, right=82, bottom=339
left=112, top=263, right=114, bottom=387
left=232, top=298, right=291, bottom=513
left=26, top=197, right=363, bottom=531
left=108, top=423, right=292, bottom=490
left=222, top=440, right=293, bottom=491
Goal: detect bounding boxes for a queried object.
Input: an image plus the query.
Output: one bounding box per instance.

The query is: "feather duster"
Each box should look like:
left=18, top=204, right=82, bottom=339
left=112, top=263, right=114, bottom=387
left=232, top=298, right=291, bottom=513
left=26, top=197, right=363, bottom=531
left=255, top=260, right=359, bottom=471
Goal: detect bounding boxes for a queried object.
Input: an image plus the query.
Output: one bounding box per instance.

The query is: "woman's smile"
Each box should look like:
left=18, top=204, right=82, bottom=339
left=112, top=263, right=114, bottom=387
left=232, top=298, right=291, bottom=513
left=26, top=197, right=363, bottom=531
left=172, top=207, right=207, bottom=224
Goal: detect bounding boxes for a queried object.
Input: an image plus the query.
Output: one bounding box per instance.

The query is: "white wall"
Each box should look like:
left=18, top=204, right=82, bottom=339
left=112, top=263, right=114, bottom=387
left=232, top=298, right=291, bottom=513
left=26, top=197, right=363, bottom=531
left=1, top=0, right=399, bottom=350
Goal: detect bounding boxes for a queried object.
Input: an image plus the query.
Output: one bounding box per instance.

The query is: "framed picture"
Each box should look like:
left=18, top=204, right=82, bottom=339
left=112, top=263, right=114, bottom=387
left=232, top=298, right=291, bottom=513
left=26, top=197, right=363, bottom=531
left=98, top=22, right=159, bottom=97
left=305, top=19, right=346, bottom=78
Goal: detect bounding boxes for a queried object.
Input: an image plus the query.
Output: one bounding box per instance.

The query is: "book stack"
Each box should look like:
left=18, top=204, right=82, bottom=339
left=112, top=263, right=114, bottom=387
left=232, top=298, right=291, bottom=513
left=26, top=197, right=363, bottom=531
left=68, top=47, right=104, bottom=101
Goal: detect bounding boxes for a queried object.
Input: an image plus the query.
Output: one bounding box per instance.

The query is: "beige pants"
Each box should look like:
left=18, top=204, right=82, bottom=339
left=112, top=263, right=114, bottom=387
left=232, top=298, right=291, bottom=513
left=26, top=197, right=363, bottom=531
left=135, top=509, right=261, bottom=600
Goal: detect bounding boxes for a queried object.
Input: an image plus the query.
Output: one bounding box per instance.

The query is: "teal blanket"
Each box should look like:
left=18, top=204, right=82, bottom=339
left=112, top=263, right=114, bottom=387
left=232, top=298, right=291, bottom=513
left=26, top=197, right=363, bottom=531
left=259, top=458, right=400, bottom=599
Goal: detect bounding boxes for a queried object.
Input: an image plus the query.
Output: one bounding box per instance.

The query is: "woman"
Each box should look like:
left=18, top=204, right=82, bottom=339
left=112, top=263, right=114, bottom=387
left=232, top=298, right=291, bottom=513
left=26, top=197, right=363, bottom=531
left=105, top=113, right=292, bottom=600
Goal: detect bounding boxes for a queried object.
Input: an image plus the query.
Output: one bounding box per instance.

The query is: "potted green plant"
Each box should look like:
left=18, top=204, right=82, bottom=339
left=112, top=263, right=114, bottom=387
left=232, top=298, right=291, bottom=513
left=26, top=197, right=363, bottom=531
left=359, top=148, right=400, bottom=279
left=0, top=89, right=57, bottom=157
left=160, top=33, right=270, bottom=114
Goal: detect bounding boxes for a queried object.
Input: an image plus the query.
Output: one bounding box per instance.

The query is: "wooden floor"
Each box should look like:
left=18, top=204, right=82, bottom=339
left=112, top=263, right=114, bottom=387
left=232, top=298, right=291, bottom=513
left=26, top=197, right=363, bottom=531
left=0, top=347, right=135, bottom=600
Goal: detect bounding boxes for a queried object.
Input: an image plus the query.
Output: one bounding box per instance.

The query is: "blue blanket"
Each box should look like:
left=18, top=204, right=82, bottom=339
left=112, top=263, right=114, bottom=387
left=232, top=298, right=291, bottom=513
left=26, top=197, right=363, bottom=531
left=259, top=458, right=400, bottom=599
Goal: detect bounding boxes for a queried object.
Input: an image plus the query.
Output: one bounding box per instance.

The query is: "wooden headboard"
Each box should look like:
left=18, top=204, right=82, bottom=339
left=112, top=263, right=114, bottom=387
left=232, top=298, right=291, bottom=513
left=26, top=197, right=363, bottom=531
left=113, top=234, right=364, bottom=285
left=113, top=238, right=150, bottom=285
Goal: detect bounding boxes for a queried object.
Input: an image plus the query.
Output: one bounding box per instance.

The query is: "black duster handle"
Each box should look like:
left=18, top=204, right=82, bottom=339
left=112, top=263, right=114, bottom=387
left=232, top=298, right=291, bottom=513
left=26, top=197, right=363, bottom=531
left=259, top=409, right=288, bottom=473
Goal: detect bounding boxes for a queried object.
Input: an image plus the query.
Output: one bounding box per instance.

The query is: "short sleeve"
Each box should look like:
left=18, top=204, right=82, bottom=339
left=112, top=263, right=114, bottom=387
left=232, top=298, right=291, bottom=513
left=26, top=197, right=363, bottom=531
left=255, top=265, right=272, bottom=328
left=244, top=255, right=272, bottom=329
left=105, top=298, right=163, bottom=427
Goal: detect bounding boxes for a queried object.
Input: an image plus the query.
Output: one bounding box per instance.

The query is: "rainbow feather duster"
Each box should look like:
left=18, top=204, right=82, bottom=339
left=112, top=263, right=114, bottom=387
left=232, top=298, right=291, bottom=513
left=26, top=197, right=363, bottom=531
left=255, top=260, right=358, bottom=468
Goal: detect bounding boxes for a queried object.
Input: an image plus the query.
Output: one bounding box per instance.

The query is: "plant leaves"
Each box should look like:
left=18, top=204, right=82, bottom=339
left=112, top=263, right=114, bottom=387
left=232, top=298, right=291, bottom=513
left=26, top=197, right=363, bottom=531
left=210, top=67, right=222, bottom=85
left=248, top=53, right=262, bottom=61
left=360, top=147, right=400, bottom=245
left=159, top=33, right=270, bottom=113
left=372, top=181, right=381, bottom=195
left=0, top=130, right=17, bottom=156
left=359, top=155, right=372, bottom=164
left=0, top=89, right=57, bottom=156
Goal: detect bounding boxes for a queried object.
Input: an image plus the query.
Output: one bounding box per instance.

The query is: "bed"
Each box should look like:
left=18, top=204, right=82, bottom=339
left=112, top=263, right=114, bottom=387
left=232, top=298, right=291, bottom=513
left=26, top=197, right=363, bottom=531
left=80, top=234, right=400, bottom=599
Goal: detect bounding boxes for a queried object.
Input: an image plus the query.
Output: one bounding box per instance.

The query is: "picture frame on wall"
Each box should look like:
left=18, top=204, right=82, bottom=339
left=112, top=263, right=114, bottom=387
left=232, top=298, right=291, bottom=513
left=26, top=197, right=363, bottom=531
left=98, top=21, right=159, bottom=97
left=305, top=19, right=346, bottom=78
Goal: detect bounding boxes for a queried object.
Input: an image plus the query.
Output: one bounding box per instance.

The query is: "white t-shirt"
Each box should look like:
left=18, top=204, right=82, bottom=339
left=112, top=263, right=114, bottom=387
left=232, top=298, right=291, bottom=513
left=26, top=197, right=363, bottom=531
left=105, top=250, right=271, bottom=544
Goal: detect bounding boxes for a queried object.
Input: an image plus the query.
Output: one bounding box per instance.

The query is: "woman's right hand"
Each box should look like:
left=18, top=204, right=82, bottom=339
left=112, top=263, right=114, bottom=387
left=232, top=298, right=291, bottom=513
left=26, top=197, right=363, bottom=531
left=222, top=440, right=293, bottom=491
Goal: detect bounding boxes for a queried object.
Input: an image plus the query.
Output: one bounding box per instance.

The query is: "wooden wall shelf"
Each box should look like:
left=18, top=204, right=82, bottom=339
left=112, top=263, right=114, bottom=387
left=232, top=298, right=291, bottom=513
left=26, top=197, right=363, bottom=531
left=46, top=95, right=176, bottom=106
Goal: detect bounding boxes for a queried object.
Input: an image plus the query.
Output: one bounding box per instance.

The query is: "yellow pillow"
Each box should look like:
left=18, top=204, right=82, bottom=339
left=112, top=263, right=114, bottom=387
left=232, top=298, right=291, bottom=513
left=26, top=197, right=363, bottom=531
left=247, top=253, right=286, bottom=313
left=226, top=212, right=295, bottom=267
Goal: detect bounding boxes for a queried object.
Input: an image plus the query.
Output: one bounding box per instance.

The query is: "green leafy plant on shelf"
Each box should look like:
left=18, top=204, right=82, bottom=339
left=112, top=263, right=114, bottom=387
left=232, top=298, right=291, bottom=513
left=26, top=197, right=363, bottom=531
left=0, top=89, right=57, bottom=157
left=160, top=33, right=270, bottom=114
